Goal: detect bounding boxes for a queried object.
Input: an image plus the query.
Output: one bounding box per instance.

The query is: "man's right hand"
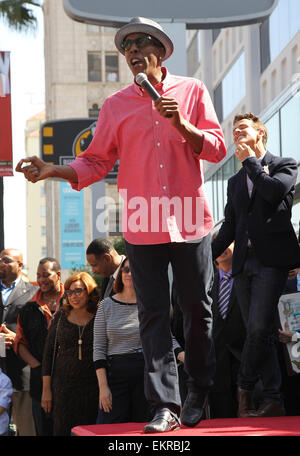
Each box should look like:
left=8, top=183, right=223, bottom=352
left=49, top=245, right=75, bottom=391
left=15, top=156, right=54, bottom=183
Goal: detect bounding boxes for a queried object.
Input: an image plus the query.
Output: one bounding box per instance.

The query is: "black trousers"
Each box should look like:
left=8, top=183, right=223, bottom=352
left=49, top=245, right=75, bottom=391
left=97, top=352, right=151, bottom=424
left=125, top=235, right=215, bottom=416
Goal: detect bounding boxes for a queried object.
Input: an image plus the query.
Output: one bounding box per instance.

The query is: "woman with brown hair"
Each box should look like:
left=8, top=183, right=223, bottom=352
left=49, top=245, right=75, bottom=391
left=41, top=272, right=100, bottom=435
left=93, top=257, right=151, bottom=424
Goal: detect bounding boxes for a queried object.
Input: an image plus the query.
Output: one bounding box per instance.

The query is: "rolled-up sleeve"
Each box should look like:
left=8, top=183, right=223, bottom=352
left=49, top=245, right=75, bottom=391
left=68, top=99, right=119, bottom=191
left=196, top=82, right=226, bottom=163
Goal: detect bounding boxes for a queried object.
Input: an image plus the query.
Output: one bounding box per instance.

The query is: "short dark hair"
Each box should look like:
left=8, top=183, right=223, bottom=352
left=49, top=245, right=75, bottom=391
left=113, top=257, right=128, bottom=293
left=39, top=257, right=61, bottom=272
left=86, top=238, right=114, bottom=257
left=233, top=112, right=268, bottom=147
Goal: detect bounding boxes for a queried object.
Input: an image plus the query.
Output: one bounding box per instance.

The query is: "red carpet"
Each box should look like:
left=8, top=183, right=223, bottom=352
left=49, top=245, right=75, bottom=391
left=72, top=416, right=300, bottom=437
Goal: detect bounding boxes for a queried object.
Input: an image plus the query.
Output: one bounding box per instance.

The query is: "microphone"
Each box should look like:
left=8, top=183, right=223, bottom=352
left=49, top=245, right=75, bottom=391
left=135, top=73, right=172, bottom=117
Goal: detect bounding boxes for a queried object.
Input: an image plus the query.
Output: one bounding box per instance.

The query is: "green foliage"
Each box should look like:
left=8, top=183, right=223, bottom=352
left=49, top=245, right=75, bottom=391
left=112, top=237, right=126, bottom=255
left=0, top=0, right=42, bottom=32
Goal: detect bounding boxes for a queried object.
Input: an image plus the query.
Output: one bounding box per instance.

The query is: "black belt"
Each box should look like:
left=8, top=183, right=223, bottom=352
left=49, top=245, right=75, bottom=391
left=108, top=348, right=143, bottom=360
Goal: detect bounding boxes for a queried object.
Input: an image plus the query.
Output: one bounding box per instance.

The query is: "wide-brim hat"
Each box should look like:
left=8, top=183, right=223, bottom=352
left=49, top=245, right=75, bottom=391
left=115, top=17, right=174, bottom=61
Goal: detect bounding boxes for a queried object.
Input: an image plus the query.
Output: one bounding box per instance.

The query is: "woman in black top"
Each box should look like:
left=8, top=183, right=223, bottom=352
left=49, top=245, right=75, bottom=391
left=41, top=271, right=100, bottom=436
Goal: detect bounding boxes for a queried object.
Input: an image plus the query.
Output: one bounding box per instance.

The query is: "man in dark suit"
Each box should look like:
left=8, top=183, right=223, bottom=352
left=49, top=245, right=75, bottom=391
left=86, top=238, right=125, bottom=299
left=0, top=248, right=37, bottom=435
left=212, top=112, right=300, bottom=418
left=209, top=241, right=246, bottom=418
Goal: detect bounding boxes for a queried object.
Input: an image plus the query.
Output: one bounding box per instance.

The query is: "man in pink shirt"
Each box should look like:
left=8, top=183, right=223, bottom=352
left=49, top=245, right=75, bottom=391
left=17, top=17, right=226, bottom=432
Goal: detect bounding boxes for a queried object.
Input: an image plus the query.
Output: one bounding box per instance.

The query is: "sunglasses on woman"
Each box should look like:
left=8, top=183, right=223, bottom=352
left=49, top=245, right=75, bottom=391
left=121, top=266, right=131, bottom=274
left=65, top=288, right=86, bottom=298
left=121, top=35, right=163, bottom=52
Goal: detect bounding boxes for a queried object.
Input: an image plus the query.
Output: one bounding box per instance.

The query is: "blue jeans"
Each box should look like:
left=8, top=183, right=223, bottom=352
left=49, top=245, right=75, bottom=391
left=234, top=249, right=288, bottom=404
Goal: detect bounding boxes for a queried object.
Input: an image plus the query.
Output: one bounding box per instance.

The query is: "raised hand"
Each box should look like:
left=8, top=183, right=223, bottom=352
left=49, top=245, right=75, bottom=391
left=15, top=156, right=54, bottom=183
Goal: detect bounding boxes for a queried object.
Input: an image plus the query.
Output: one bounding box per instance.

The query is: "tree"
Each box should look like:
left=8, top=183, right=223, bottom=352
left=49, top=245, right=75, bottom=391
left=0, top=0, right=42, bottom=31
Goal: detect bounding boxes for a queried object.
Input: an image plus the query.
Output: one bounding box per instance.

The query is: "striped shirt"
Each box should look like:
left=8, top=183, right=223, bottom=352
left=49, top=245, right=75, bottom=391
left=93, top=296, right=181, bottom=369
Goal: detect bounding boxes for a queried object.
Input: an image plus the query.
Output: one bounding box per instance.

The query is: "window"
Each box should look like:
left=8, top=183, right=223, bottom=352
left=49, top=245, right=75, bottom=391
left=104, top=26, right=117, bottom=33
left=41, top=226, right=46, bottom=236
left=89, top=103, right=100, bottom=118
left=108, top=206, right=122, bottom=236
left=88, top=52, right=102, bottom=82
left=212, top=28, right=221, bottom=43
left=205, top=178, right=213, bottom=217
left=213, top=82, right=223, bottom=123
left=87, top=25, right=100, bottom=33
left=105, top=53, right=119, bottom=82
left=264, top=112, right=281, bottom=156
left=40, top=206, right=46, bottom=217
left=187, top=32, right=200, bottom=76
left=222, top=52, right=246, bottom=120
left=280, top=93, right=300, bottom=163
left=261, top=0, right=300, bottom=72
left=41, top=246, right=47, bottom=257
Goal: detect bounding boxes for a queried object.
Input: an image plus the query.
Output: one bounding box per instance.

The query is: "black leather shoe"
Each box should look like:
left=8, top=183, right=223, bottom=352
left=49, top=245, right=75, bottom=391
left=181, top=391, right=207, bottom=427
left=143, top=408, right=181, bottom=433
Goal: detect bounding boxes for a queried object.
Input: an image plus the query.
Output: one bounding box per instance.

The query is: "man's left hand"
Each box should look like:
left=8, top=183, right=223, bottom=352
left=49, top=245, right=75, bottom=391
left=154, top=96, right=183, bottom=127
left=0, top=324, right=16, bottom=349
left=235, top=143, right=256, bottom=162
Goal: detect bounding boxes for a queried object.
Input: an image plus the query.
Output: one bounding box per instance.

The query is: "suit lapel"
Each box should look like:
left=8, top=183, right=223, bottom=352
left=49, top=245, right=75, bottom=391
left=248, top=150, right=275, bottom=204
left=5, top=279, right=28, bottom=307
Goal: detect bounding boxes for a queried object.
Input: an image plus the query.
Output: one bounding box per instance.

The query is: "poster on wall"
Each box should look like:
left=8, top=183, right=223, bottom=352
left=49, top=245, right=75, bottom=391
left=0, top=51, right=13, bottom=176
left=60, top=181, right=85, bottom=270
left=278, top=292, right=300, bottom=374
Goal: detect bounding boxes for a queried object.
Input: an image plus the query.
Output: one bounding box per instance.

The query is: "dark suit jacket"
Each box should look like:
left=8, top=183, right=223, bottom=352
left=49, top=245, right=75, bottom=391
left=212, top=151, right=300, bottom=275
left=284, top=276, right=298, bottom=294
left=0, top=278, right=37, bottom=390
left=211, top=271, right=246, bottom=392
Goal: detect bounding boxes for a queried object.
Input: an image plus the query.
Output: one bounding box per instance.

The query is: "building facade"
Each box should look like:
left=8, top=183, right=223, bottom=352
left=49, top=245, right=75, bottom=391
left=42, top=0, right=132, bottom=278
left=41, top=1, right=299, bottom=277
left=186, top=0, right=300, bottom=233
left=25, top=110, right=47, bottom=281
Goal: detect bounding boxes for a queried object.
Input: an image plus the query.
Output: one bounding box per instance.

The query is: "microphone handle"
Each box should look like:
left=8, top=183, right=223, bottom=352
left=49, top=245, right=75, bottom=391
left=142, top=80, right=172, bottom=118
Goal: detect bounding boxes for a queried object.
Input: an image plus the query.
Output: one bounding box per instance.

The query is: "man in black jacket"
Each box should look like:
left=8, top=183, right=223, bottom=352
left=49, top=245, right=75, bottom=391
left=86, top=238, right=125, bottom=300
left=14, top=257, right=63, bottom=436
left=0, top=248, right=37, bottom=435
left=209, top=242, right=247, bottom=418
left=212, top=112, right=300, bottom=418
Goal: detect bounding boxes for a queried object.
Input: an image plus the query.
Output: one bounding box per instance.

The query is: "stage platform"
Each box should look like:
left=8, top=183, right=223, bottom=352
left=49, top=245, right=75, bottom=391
left=72, top=415, right=300, bottom=437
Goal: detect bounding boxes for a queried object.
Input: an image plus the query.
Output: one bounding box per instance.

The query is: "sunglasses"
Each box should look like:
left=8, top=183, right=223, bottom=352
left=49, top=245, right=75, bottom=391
left=0, top=257, right=15, bottom=264
left=121, top=35, right=163, bottom=52
left=65, top=287, right=86, bottom=298
left=121, top=266, right=131, bottom=274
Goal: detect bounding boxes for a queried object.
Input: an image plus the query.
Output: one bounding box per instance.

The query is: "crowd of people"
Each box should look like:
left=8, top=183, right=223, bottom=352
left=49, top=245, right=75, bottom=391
left=0, top=234, right=299, bottom=436
left=3, top=16, right=299, bottom=436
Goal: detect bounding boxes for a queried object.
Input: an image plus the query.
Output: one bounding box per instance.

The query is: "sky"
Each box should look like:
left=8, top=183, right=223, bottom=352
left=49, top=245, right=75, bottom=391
left=0, top=4, right=45, bottom=265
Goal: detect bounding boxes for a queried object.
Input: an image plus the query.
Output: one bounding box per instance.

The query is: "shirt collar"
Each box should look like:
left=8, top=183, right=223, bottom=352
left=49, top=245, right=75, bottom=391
left=112, top=255, right=126, bottom=279
left=0, top=275, right=21, bottom=291
left=31, top=281, right=64, bottom=310
left=133, top=67, right=170, bottom=97
left=219, top=268, right=232, bottom=280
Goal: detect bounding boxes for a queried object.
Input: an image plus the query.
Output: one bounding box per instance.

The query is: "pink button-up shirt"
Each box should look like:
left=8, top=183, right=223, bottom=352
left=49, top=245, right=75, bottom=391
left=69, top=68, right=226, bottom=245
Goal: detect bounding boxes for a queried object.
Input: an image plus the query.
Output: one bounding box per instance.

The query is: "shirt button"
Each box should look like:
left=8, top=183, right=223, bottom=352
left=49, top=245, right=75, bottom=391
left=155, top=121, right=159, bottom=125
left=160, top=164, right=164, bottom=168
left=157, top=142, right=160, bottom=147
left=163, top=186, right=167, bottom=190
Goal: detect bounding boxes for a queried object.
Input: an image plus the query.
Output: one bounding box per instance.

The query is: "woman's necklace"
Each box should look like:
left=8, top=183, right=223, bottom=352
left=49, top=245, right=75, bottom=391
left=78, top=324, right=86, bottom=360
